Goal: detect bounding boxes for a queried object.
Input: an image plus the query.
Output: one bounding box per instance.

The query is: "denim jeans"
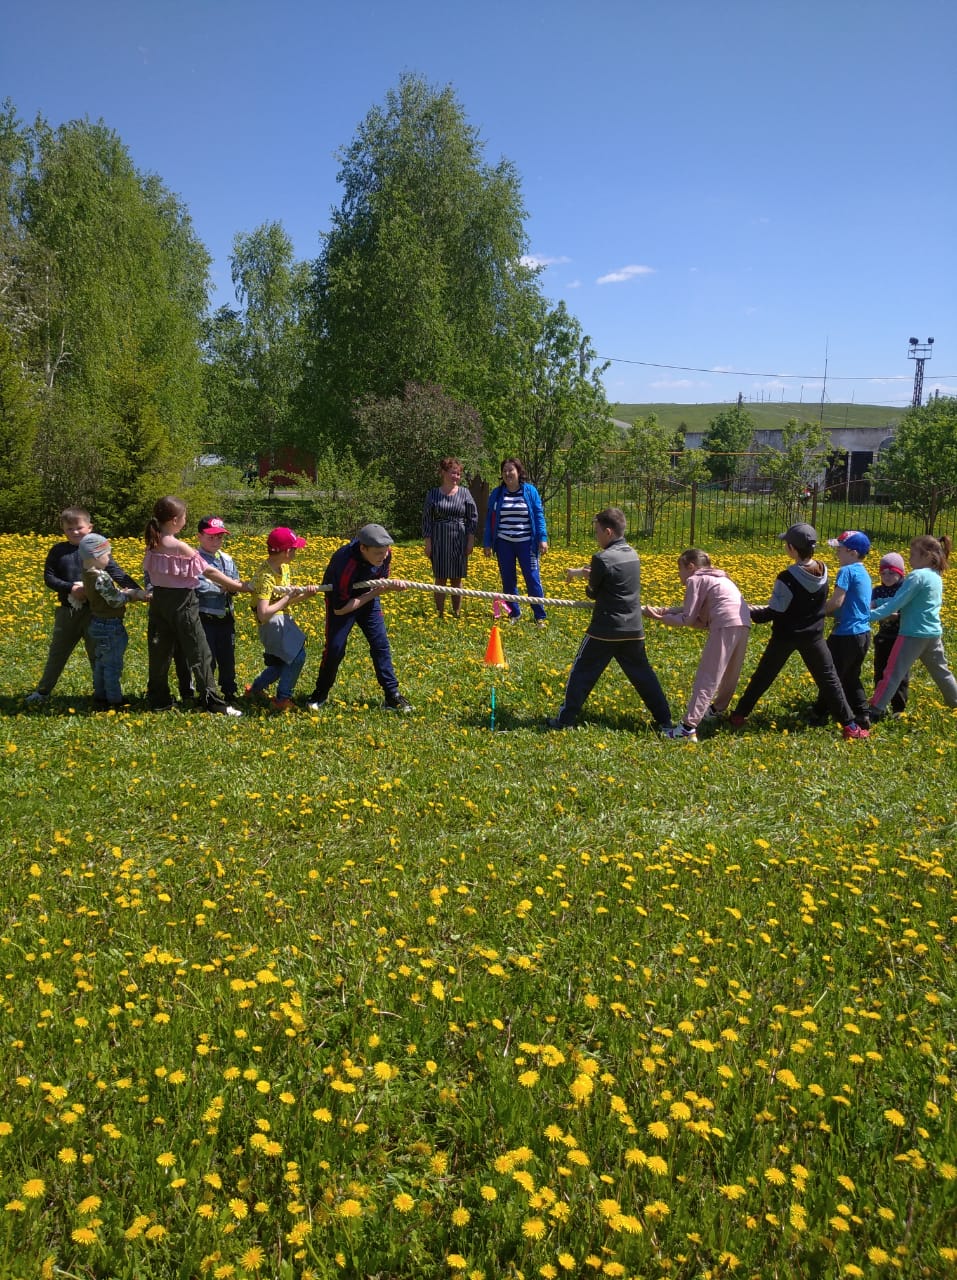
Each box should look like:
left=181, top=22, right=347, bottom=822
left=250, top=644, right=306, bottom=700
left=88, top=616, right=129, bottom=704
left=494, top=540, right=546, bottom=621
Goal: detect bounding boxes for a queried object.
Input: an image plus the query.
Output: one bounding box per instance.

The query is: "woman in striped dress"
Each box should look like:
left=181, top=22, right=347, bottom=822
left=483, top=458, right=549, bottom=625
left=422, top=458, right=479, bottom=618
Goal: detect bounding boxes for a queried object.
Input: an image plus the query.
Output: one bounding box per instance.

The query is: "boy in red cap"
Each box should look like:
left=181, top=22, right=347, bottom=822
left=246, top=527, right=319, bottom=710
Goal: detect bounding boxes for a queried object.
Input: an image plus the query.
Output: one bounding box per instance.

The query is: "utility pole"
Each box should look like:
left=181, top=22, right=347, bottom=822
left=907, top=337, right=934, bottom=406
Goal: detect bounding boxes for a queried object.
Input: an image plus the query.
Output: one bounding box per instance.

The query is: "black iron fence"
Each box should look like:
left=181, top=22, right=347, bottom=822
left=545, top=458, right=955, bottom=550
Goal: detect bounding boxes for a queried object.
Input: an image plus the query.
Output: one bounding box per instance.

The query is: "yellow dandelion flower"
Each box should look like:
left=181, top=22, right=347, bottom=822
left=646, top=1155, right=669, bottom=1176
left=569, top=1074, right=594, bottom=1104
left=58, top=1148, right=77, bottom=1164
left=393, top=1193, right=415, bottom=1213
left=883, top=1108, right=906, bottom=1128
left=763, top=1168, right=787, bottom=1186
left=480, top=1185, right=498, bottom=1201
left=518, top=1070, right=540, bottom=1088
left=338, top=1199, right=362, bottom=1219
left=648, top=1121, right=669, bottom=1140
left=228, top=1198, right=248, bottom=1219
left=446, top=1254, right=467, bottom=1269
left=156, top=1152, right=175, bottom=1168
left=312, top=1107, right=332, bottom=1123
left=71, top=1227, right=98, bottom=1245
left=451, top=1206, right=470, bottom=1226
left=867, top=1247, right=890, bottom=1265
left=843, top=1267, right=865, bottom=1278
left=522, top=1217, right=546, bottom=1240
left=76, top=1195, right=102, bottom=1215
left=22, top=1179, right=45, bottom=1199
left=431, top=980, right=446, bottom=1001
left=145, top=1225, right=167, bottom=1240
left=558, top=1254, right=576, bottom=1271
left=669, top=1102, right=691, bottom=1121
left=719, top=1184, right=746, bottom=1201
left=240, top=1246, right=265, bottom=1270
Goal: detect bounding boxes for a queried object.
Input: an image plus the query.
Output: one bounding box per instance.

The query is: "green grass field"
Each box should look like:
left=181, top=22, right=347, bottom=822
left=610, top=403, right=901, bottom=435
left=1, top=534, right=954, bottom=1279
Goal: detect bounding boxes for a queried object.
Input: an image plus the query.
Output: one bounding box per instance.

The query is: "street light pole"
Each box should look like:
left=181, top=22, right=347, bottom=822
left=907, top=337, right=934, bottom=407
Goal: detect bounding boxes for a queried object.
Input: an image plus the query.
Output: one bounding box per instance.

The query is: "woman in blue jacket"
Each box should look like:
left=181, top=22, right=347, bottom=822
left=483, top=458, right=548, bottom=625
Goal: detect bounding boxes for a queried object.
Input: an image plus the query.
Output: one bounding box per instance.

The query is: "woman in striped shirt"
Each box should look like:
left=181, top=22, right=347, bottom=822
left=483, top=458, right=549, bottom=625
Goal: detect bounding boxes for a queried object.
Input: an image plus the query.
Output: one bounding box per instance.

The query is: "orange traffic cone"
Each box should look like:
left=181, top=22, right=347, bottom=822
left=484, top=623, right=506, bottom=668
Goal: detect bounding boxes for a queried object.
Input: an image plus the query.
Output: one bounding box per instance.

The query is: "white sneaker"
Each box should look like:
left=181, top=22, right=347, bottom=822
left=665, top=724, right=698, bottom=742
left=224, top=705, right=242, bottom=717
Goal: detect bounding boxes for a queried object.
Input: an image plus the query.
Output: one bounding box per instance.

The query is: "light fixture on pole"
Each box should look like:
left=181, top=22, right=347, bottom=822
left=907, top=337, right=934, bottom=407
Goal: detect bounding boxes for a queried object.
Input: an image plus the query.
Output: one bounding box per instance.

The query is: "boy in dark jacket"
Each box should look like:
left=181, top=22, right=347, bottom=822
left=546, top=508, right=672, bottom=731
left=25, top=506, right=140, bottom=705
left=730, top=523, right=869, bottom=740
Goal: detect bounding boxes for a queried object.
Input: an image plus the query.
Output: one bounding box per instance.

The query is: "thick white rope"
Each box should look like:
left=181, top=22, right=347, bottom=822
left=354, top=578, right=593, bottom=608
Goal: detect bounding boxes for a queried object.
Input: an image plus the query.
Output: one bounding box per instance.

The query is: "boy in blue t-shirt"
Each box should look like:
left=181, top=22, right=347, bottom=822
left=810, top=530, right=872, bottom=728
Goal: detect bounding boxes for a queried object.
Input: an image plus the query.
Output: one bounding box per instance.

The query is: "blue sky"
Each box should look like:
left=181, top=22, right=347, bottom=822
left=5, top=0, right=956, bottom=410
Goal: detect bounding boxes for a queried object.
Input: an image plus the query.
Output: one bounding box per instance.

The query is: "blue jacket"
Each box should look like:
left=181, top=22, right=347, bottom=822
left=483, top=482, right=548, bottom=549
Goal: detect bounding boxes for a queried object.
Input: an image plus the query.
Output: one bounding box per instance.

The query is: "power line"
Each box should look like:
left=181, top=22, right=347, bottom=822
left=597, top=355, right=957, bottom=382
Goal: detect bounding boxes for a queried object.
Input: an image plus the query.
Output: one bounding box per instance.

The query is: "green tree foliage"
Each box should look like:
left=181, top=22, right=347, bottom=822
left=756, top=417, right=834, bottom=524
left=0, top=325, right=41, bottom=530
left=202, top=222, right=310, bottom=469
left=306, top=73, right=533, bottom=447
left=702, top=403, right=756, bottom=483
left=627, top=412, right=708, bottom=536
left=0, top=103, right=210, bottom=530
left=870, top=396, right=957, bottom=533
left=355, top=382, right=483, bottom=536
left=491, top=295, right=613, bottom=503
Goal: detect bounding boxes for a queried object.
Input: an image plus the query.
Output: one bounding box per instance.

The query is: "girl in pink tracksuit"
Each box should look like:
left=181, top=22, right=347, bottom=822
left=643, top=548, right=751, bottom=741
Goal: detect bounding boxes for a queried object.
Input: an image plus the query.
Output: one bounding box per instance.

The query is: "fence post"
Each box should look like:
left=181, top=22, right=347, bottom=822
left=929, top=486, right=939, bottom=534
left=811, top=482, right=819, bottom=530
left=689, top=481, right=698, bottom=546
left=565, top=475, right=572, bottom=546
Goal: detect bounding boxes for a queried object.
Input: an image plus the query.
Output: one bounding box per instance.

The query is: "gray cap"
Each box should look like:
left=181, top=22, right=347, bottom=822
left=778, top=522, right=817, bottom=553
left=356, top=523, right=394, bottom=547
left=79, top=532, right=111, bottom=562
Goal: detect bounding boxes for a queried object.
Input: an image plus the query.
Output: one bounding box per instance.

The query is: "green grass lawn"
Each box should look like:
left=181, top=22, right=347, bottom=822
left=610, top=403, right=901, bottom=435
left=1, top=535, right=954, bottom=1279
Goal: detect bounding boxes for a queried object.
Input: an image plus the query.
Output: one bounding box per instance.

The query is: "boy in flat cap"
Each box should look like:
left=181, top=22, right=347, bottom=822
left=79, top=532, right=150, bottom=709
left=730, top=523, right=869, bottom=740
left=307, top=524, right=412, bottom=713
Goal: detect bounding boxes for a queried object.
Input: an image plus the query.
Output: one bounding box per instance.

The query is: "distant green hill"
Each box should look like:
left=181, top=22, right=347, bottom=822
left=610, top=402, right=902, bottom=434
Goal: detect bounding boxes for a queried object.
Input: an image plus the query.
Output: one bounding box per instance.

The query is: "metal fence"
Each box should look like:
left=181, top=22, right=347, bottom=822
left=545, top=458, right=956, bottom=550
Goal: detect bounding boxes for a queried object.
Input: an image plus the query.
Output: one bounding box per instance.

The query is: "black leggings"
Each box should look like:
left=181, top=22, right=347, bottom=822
left=734, top=631, right=853, bottom=723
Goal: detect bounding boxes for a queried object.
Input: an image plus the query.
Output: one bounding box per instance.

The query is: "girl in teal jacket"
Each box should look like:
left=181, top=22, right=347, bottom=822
left=870, top=534, right=957, bottom=717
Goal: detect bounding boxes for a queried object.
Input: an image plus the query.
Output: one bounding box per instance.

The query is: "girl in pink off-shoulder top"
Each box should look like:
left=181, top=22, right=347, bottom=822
left=143, top=496, right=247, bottom=714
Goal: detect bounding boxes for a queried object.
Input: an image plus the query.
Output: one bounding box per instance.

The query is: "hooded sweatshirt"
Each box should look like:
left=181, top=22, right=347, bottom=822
left=750, top=559, right=829, bottom=638
left=658, top=567, right=751, bottom=631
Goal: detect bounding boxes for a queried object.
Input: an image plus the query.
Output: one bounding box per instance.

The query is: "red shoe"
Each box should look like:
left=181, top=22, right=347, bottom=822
left=270, top=696, right=296, bottom=712
left=729, top=713, right=748, bottom=728
left=842, top=723, right=870, bottom=740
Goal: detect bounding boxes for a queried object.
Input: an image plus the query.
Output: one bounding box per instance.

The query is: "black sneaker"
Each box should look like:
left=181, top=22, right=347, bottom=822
left=306, top=692, right=328, bottom=711
left=383, top=693, right=413, bottom=713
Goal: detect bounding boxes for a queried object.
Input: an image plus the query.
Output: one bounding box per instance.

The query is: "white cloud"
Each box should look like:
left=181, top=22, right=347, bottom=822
left=520, top=253, right=571, bottom=270
left=596, top=264, right=655, bottom=285
left=565, top=278, right=582, bottom=289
